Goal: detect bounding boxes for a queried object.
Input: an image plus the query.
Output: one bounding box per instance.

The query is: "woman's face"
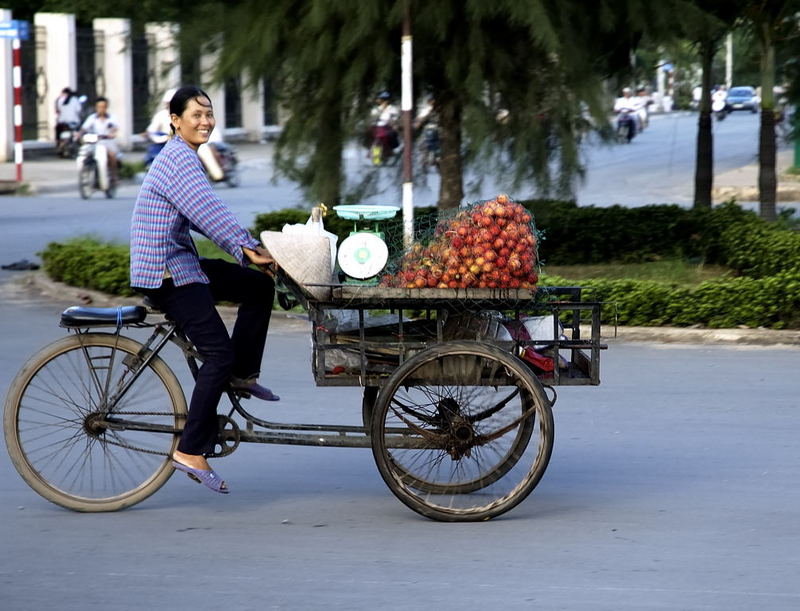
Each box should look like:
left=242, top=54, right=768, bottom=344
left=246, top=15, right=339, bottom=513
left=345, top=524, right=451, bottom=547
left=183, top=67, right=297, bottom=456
left=171, top=96, right=215, bottom=150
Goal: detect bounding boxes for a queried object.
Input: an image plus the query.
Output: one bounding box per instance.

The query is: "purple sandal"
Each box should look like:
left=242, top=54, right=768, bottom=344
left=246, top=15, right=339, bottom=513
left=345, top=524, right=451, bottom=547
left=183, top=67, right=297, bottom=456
left=172, top=461, right=230, bottom=494
left=230, top=379, right=280, bottom=401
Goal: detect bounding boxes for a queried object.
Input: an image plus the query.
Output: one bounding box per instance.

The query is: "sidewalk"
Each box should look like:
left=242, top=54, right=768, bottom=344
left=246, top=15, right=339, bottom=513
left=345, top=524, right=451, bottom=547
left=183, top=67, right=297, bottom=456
left=0, top=140, right=274, bottom=195
left=713, top=147, right=800, bottom=202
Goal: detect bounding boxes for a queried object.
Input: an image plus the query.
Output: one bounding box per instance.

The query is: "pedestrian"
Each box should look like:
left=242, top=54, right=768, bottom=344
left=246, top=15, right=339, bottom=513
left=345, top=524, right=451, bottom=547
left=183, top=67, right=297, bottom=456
left=129, top=85, right=278, bottom=495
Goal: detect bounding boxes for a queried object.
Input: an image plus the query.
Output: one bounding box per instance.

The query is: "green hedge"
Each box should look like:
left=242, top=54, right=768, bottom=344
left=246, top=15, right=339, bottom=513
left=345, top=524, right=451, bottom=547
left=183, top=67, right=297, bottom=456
left=40, top=238, right=135, bottom=297
left=521, top=199, right=798, bottom=267
left=542, top=270, right=800, bottom=329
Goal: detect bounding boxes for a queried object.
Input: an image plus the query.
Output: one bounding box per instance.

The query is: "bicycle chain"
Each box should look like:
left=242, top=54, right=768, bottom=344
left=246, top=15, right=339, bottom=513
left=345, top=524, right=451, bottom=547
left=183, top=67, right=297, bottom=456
left=93, top=410, right=183, bottom=457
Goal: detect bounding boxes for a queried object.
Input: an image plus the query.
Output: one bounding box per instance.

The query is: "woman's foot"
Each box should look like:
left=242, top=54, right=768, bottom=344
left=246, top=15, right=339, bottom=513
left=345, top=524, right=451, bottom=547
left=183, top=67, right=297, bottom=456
left=230, top=377, right=280, bottom=401
left=172, top=449, right=210, bottom=471
left=171, top=450, right=229, bottom=494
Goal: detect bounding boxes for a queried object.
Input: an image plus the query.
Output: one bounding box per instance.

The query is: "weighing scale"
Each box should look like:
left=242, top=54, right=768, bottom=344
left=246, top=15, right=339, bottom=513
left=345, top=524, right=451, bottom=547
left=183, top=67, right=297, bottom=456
left=333, top=205, right=400, bottom=283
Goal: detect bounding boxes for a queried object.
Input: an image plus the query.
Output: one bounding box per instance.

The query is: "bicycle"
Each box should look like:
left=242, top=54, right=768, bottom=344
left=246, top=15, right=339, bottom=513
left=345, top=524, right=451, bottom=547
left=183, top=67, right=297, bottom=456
left=4, top=282, right=604, bottom=521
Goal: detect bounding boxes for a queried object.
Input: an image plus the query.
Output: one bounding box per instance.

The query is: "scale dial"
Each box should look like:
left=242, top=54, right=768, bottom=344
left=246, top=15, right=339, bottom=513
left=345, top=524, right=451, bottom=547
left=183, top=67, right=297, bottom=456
left=337, top=232, right=389, bottom=279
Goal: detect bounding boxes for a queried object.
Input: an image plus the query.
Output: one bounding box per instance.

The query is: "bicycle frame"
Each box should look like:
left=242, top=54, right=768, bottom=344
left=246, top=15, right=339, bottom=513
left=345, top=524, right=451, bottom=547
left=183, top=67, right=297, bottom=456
left=71, top=320, right=379, bottom=452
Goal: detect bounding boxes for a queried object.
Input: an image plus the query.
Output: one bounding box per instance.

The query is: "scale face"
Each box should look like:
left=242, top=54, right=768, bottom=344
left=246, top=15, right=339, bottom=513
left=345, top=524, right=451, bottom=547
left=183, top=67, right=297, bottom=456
left=337, top=232, right=389, bottom=279
left=333, top=204, right=399, bottom=281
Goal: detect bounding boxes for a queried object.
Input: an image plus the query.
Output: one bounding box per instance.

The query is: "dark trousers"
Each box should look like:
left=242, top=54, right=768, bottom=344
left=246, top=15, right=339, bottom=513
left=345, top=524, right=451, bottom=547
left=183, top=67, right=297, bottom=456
left=139, top=259, right=275, bottom=455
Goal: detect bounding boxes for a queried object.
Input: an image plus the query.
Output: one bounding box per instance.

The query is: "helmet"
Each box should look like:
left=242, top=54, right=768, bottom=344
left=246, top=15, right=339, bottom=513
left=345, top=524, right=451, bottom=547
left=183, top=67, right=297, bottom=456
left=377, top=91, right=391, bottom=101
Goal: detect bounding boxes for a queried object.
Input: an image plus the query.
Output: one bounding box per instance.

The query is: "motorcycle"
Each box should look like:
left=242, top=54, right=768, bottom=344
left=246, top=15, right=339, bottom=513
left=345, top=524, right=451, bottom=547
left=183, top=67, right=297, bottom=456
left=419, top=124, right=441, bottom=171
left=55, top=122, right=80, bottom=159
left=198, top=142, right=240, bottom=187
left=712, top=97, right=727, bottom=121
left=615, top=109, right=636, bottom=143
left=367, top=124, right=400, bottom=166
left=76, top=134, right=116, bottom=199
left=144, top=131, right=169, bottom=168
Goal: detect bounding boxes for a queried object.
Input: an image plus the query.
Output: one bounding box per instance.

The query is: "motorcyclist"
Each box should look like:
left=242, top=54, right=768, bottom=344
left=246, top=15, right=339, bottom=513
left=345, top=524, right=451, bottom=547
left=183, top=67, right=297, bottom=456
left=368, top=91, right=400, bottom=161
left=613, top=87, right=640, bottom=140
left=54, top=87, right=83, bottom=149
left=414, top=95, right=440, bottom=168
left=711, top=85, right=727, bottom=112
left=635, top=87, right=652, bottom=132
left=77, top=97, right=120, bottom=184
left=143, top=88, right=175, bottom=167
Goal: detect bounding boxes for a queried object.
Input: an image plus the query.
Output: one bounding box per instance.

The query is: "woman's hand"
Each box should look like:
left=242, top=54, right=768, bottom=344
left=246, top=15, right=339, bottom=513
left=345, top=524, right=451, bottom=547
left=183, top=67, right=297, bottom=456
left=243, top=246, right=276, bottom=274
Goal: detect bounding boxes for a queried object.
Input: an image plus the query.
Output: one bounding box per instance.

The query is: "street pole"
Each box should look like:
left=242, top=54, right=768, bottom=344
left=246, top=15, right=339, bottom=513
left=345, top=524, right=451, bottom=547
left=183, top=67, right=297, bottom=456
left=725, top=33, right=733, bottom=90
left=12, top=36, right=22, bottom=182
left=401, top=2, right=413, bottom=248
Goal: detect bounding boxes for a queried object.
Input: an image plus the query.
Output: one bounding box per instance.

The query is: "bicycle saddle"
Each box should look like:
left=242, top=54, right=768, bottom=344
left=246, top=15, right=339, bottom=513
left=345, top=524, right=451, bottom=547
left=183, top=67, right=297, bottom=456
left=60, top=305, right=147, bottom=328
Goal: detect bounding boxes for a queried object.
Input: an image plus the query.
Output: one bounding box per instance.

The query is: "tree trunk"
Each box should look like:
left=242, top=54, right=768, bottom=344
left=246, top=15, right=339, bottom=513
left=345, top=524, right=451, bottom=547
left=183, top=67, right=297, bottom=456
left=758, top=22, right=777, bottom=222
left=693, top=37, right=715, bottom=209
left=311, top=99, right=343, bottom=205
left=437, top=94, right=464, bottom=210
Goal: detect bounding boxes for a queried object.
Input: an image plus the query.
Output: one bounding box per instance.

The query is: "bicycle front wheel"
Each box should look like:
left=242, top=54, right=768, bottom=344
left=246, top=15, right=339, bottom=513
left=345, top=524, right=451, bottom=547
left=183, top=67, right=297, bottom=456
left=3, top=333, right=187, bottom=512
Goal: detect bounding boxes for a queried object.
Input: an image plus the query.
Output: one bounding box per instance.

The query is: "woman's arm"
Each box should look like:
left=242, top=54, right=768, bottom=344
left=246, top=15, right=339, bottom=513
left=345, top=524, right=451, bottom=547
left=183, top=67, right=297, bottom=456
left=161, top=146, right=261, bottom=266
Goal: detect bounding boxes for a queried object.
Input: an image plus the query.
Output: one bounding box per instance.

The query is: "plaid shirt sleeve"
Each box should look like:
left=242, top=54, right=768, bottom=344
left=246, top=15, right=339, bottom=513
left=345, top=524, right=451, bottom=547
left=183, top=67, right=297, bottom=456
left=130, top=136, right=260, bottom=289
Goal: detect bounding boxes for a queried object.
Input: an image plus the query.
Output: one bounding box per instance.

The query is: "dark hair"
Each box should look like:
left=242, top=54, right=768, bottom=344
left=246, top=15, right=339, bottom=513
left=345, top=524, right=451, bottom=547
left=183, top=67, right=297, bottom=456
left=95, top=96, right=108, bottom=105
left=168, top=85, right=212, bottom=134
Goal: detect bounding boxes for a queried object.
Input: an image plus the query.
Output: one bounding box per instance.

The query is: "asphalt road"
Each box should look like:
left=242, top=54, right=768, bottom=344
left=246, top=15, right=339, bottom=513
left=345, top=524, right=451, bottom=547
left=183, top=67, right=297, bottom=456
left=0, top=284, right=799, bottom=610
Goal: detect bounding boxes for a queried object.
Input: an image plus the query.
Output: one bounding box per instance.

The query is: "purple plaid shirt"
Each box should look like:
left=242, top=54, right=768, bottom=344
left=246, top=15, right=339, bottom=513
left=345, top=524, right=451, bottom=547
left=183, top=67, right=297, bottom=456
left=130, top=135, right=260, bottom=289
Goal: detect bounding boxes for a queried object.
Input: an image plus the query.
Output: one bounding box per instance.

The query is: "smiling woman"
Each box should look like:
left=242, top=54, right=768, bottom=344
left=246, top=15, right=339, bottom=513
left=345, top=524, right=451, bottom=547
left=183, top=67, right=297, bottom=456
left=170, top=88, right=216, bottom=149
left=129, top=85, right=279, bottom=495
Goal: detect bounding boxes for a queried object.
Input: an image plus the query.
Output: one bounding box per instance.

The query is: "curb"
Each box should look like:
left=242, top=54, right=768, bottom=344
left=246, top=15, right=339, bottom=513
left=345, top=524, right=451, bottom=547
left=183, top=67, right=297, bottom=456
left=6, top=271, right=799, bottom=347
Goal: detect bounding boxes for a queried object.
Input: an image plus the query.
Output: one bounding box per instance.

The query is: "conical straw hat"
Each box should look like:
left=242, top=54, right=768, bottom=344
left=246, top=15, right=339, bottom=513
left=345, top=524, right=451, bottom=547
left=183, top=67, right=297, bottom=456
left=260, top=231, right=332, bottom=300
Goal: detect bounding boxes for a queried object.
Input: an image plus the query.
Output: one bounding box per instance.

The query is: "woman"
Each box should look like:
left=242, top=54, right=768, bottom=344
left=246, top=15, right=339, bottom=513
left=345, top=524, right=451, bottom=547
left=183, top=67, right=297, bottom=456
left=130, top=86, right=278, bottom=495
left=54, top=87, right=82, bottom=146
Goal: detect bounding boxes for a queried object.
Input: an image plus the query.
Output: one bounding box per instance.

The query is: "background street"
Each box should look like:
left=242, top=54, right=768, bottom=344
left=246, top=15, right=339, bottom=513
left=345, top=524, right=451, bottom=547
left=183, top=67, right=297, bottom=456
left=1, top=111, right=799, bottom=610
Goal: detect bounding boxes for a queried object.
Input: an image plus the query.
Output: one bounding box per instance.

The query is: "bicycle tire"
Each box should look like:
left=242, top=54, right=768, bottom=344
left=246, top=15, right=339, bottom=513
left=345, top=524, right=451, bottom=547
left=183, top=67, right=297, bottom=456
left=371, top=341, right=553, bottom=522
left=4, top=333, right=187, bottom=512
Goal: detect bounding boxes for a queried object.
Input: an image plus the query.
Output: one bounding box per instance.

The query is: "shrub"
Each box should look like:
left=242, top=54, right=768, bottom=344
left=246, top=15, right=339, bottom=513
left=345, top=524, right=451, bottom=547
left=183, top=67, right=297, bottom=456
left=541, top=269, right=800, bottom=329
left=40, top=237, right=136, bottom=297
left=520, top=199, right=791, bottom=270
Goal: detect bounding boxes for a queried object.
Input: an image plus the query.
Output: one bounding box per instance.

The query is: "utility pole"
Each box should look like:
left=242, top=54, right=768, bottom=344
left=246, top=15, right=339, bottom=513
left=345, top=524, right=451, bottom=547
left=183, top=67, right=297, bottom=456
left=725, top=32, right=733, bottom=89
left=400, top=2, right=414, bottom=248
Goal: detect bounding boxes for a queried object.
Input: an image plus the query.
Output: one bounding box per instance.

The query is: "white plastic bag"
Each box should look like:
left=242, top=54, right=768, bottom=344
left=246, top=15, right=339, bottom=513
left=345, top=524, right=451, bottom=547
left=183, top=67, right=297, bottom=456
left=281, top=208, right=338, bottom=274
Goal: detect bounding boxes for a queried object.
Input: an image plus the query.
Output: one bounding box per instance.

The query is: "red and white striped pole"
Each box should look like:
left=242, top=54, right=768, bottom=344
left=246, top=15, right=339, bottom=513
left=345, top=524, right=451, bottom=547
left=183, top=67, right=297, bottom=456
left=11, top=36, right=22, bottom=182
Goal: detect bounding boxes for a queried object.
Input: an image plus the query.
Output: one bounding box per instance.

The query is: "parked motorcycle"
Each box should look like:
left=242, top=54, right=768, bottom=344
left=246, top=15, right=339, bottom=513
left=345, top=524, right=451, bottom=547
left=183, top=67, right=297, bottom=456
left=77, top=134, right=116, bottom=199
left=198, top=142, right=240, bottom=187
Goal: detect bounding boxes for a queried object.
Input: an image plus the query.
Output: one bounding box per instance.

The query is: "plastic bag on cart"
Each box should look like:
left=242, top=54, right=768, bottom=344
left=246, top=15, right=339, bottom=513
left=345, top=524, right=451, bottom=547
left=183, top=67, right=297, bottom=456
left=442, top=310, right=515, bottom=351
left=281, top=211, right=338, bottom=274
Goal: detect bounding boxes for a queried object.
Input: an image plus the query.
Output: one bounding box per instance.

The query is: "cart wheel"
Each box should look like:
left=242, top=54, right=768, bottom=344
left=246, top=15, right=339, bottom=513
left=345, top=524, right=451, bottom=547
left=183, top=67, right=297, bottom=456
left=362, top=386, right=379, bottom=430
left=371, top=340, right=553, bottom=522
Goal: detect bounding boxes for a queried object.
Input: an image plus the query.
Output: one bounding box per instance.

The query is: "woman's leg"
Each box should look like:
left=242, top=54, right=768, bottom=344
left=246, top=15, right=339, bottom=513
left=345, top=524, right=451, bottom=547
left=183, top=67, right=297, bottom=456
left=201, top=259, right=275, bottom=381
left=147, top=281, right=235, bottom=457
